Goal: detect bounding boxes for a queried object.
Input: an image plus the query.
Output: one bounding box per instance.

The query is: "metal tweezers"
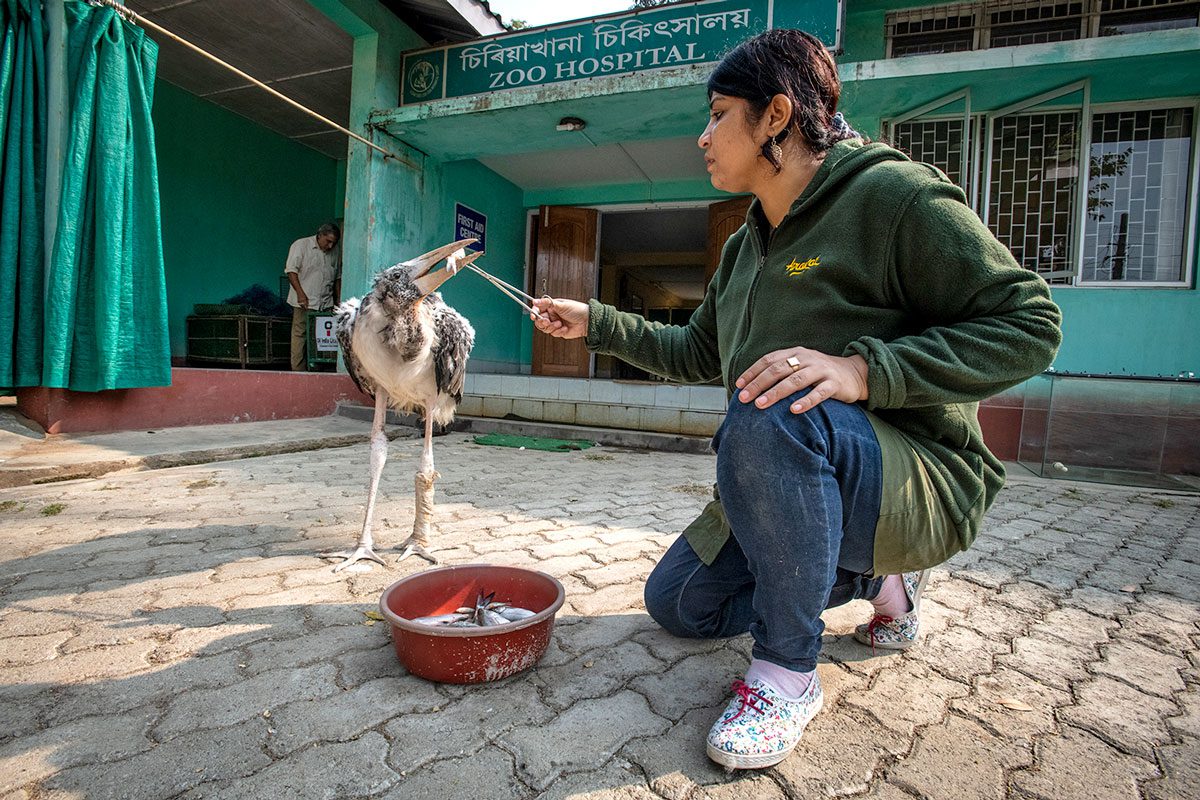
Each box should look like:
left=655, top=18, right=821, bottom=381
left=462, top=261, right=546, bottom=321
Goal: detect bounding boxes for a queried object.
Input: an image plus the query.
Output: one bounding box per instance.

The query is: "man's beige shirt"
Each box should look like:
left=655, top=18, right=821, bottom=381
left=284, top=235, right=341, bottom=310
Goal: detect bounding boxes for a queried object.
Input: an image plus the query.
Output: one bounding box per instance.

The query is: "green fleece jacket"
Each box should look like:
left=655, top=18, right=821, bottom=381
left=585, top=139, right=1062, bottom=569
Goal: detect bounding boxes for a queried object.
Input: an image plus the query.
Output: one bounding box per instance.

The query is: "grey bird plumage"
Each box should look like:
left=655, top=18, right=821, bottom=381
left=322, top=239, right=480, bottom=570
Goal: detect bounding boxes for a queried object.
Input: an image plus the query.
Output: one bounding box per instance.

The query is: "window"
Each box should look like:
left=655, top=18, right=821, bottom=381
left=989, top=1, right=1085, bottom=46
left=893, top=118, right=972, bottom=198
left=887, top=6, right=976, bottom=56
left=1082, top=107, right=1194, bottom=282
left=1100, top=0, right=1200, bottom=34
left=886, top=0, right=1197, bottom=56
left=988, top=112, right=1082, bottom=283
left=887, top=100, right=1196, bottom=286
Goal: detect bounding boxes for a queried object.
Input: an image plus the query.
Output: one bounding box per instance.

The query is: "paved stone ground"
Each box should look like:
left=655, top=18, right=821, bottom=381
left=0, top=430, right=1197, bottom=799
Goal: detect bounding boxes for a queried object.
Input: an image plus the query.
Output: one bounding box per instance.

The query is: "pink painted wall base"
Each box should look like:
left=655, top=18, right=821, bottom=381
left=16, top=368, right=371, bottom=434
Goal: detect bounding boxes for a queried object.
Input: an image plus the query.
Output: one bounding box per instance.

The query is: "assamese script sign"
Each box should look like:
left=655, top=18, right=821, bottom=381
left=401, top=0, right=841, bottom=106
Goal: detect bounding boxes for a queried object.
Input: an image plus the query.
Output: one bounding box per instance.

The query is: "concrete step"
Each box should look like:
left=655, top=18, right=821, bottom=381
left=334, top=402, right=714, bottom=455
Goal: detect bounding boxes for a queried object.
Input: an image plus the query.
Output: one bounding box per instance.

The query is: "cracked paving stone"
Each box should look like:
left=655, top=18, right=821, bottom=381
left=1027, top=606, right=1117, bottom=649
left=531, top=758, right=659, bottom=800
left=535, top=641, right=665, bottom=711
left=1058, top=675, right=1176, bottom=758
left=576, top=559, right=656, bottom=589
left=844, top=660, right=971, bottom=737
left=1169, top=688, right=1200, bottom=739
left=567, top=582, right=647, bottom=617
left=950, top=666, right=1071, bottom=739
left=992, top=581, right=1060, bottom=615
left=1117, top=610, right=1198, bottom=654
left=240, top=623, right=385, bottom=676
left=888, top=714, right=1031, bottom=800
left=774, top=706, right=907, bottom=797
left=623, top=707, right=732, bottom=796
left=183, top=732, right=399, bottom=800
left=956, top=599, right=1037, bottom=640
left=0, top=630, right=73, bottom=666
left=0, top=610, right=81, bottom=638
left=629, top=649, right=749, bottom=721
left=44, top=651, right=243, bottom=727
left=0, top=708, right=156, bottom=794
left=997, top=633, right=1094, bottom=690
left=154, top=662, right=339, bottom=738
left=1143, top=740, right=1200, bottom=800
left=41, top=720, right=270, bottom=800
left=0, top=638, right=157, bottom=685
left=691, top=775, right=788, bottom=799
left=1136, top=592, right=1200, bottom=625
left=501, top=690, right=671, bottom=791
left=335, top=642, right=401, bottom=688
left=378, top=745, right=524, bottom=800
left=0, top=686, right=56, bottom=745
left=1011, top=726, right=1159, bottom=800
left=383, top=680, right=554, bottom=774
left=268, top=675, right=442, bottom=756
left=1062, top=586, right=1136, bottom=618
left=153, top=612, right=307, bottom=662
left=1094, top=638, right=1187, bottom=698
left=631, top=627, right=732, bottom=664
left=911, top=625, right=1009, bottom=680
left=552, top=613, right=660, bottom=657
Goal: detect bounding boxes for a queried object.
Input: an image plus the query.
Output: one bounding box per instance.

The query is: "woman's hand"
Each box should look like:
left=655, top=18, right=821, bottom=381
left=735, top=348, right=869, bottom=413
left=530, top=297, right=589, bottom=339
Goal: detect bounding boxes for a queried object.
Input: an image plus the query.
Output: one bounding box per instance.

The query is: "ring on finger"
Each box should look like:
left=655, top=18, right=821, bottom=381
left=785, top=356, right=802, bottom=372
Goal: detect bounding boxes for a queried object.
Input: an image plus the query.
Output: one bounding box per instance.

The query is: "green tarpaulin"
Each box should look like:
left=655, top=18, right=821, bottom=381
left=0, top=0, right=45, bottom=388
left=1, top=0, right=169, bottom=392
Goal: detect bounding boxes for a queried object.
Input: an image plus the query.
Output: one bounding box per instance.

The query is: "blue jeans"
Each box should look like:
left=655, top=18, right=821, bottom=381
left=644, top=390, right=885, bottom=672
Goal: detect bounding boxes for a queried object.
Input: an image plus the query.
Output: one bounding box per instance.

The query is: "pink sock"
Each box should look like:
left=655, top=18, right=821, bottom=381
left=871, top=574, right=911, bottom=618
left=746, top=658, right=814, bottom=701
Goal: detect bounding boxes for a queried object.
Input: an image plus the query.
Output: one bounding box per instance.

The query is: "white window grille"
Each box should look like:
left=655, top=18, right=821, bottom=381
left=886, top=0, right=1198, bottom=56
left=1081, top=107, right=1195, bottom=283
left=987, top=111, right=1083, bottom=283
left=885, top=88, right=1197, bottom=287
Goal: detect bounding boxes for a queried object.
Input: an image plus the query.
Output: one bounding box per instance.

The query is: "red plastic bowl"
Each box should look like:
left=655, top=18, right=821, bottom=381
left=378, top=564, right=565, bottom=684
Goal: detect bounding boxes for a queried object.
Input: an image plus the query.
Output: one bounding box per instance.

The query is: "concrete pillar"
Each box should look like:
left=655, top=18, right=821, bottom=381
left=306, top=0, right=426, bottom=298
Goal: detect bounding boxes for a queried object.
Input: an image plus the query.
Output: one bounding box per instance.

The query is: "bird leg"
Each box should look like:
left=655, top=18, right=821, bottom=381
left=321, top=392, right=389, bottom=571
left=398, top=411, right=439, bottom=564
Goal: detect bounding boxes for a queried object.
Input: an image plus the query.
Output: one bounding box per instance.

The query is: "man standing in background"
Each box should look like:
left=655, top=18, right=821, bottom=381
left=285, top=222, right=341, bottom=371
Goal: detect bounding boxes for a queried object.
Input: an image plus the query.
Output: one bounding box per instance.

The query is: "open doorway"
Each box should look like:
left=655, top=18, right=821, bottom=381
left=528, top=197, right=750, bottom=380
left=595, top=207, right=707, bottom=381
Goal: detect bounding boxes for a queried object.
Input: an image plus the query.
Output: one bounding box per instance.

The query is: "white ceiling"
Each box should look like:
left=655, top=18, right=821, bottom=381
left=478, top=134, right=707, bottom=190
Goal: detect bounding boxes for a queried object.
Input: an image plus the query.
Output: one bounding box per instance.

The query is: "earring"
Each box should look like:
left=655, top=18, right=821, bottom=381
left=769, top=135, right=783, bottom=165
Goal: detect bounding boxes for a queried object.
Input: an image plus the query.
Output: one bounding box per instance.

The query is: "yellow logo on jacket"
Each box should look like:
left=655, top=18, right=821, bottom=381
left=785, top=256, right=820, bottom=276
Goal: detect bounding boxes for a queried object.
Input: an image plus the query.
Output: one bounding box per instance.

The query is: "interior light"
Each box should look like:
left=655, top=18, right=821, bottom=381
left=556, top=117, right=586, bottom=132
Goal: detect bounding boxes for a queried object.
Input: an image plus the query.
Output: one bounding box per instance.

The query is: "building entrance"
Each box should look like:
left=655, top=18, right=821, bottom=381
left=529, top=198, right=752, bottom=380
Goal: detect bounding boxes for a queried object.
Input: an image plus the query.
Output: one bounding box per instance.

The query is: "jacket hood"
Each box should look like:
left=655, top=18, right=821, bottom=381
left=746, top=139, right=912, bottom=228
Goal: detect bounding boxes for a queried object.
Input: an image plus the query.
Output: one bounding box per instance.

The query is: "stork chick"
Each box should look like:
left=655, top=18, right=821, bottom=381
left=323, top=239, right=480, bottom=571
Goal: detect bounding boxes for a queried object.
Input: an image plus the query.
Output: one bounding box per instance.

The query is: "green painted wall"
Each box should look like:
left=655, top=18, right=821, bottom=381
left=431, top=160, right=531, bottom=369
left=152, top=81, right=341, bottom=358
left=1051, top=289, right=1199, bottom=377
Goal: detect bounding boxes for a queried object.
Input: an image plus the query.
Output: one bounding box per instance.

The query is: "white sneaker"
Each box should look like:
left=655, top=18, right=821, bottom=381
left=854, top=569, right=930, bottom=651
left=705, top=675, right=823, bottom=769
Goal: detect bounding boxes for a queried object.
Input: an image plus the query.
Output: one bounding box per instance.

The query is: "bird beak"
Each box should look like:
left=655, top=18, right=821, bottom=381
left=412, top=247, right=484, bottom=297
left=403, top=238, right=477, bottom=278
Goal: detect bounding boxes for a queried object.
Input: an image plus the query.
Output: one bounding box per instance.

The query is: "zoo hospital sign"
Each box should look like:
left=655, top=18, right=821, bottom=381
left=401, top=0, right=842, bottom=105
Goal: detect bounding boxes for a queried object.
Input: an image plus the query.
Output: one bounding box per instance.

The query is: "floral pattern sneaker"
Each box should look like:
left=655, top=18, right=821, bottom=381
left=854, top=568, right=931, bottom=651
left=705, top=675, right=824, bottom=770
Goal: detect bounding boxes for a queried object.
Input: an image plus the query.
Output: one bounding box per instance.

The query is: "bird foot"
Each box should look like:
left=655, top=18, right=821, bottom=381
left=397, top=541, right=437, bottom=564
left=320, top=546, right=387, bottom=572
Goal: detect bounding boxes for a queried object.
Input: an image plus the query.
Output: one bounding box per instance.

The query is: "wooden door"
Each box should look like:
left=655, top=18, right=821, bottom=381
left=705, top=195, right=753, bottom=287
left=532, top=205, right=598, bottom=377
